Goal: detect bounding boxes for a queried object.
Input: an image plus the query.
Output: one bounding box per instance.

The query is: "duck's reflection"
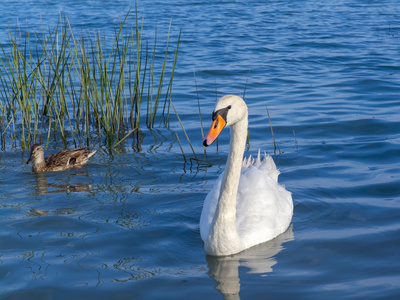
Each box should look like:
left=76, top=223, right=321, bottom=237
left=34, top=172, right=93, bottom=195
left=206, top=225, right=294, bottom=300
left=30, top=172, right=94, bottom=216
left=35, top=173, right=48, bottom=195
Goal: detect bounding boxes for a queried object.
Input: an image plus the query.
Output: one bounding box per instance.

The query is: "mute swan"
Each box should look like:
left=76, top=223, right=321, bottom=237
left=200, top=95, right=293, bottom=256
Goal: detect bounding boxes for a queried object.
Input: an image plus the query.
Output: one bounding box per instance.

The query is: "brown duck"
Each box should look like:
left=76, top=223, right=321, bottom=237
left=26, top=144, right=96, bottom=172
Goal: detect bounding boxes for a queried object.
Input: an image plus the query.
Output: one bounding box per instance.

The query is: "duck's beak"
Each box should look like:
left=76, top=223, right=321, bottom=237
left=203, top=115, right=226, bottom=147
left=26, top=155, right=34, bottom=164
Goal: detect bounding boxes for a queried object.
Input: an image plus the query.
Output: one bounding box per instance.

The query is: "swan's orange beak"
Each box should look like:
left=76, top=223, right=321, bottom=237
left=203, top=115, right=226, bottom=147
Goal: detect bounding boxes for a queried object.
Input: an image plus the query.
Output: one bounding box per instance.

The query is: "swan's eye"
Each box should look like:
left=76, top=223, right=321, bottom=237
left=228, top=105, right=231, bottom=109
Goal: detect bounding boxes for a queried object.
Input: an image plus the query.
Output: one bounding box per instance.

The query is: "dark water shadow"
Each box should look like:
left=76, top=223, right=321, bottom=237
left=206, top=225, right=294, bottom=300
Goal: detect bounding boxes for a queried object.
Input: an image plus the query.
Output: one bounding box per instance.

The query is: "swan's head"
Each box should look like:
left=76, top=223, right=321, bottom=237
left=203, top=95, right=248, bottom=147
left=26, top=144, right=45, bottom=164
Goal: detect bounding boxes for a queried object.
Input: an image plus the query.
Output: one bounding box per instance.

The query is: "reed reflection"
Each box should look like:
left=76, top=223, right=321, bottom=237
left=206, top=226, right=294, bottom=300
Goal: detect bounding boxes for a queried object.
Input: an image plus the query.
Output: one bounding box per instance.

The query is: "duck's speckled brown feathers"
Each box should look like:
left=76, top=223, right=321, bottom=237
left=26, top=144, right=96, bottom=172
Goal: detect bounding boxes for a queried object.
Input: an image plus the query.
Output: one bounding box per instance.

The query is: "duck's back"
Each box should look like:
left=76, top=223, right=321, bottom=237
left=45, top=148, right=96, bottom=171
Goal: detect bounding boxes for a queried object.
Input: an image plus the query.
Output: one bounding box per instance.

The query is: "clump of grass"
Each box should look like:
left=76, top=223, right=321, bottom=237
left=0, top=9, right=185, bottom=151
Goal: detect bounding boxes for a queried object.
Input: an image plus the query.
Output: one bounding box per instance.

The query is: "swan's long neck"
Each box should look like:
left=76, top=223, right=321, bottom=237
left=205, top=114, right=248, bottom=256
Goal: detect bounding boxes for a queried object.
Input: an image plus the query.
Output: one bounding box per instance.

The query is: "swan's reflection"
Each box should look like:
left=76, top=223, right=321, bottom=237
left=206, top=225, right=294, bottom=300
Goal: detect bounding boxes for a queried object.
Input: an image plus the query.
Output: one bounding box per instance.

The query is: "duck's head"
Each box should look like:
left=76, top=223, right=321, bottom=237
left=203, top=95, right=248, bottom=147
left=26, top=144, right=45, bottom=164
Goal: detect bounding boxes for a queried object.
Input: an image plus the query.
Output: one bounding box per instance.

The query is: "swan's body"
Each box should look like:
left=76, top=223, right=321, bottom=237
left=200, top=95, right=293, bottom=256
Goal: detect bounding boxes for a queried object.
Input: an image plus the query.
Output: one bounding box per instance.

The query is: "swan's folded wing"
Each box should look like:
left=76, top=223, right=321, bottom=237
left=236, top=164, right=293, bottom=249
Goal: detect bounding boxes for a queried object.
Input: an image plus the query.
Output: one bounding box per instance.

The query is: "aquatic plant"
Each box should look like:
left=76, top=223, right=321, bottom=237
left=0, top=9, right=187, bottom=152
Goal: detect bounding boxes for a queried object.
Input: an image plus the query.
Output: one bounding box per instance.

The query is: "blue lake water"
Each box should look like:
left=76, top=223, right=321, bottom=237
left=1, top=0, right=400, bottom=299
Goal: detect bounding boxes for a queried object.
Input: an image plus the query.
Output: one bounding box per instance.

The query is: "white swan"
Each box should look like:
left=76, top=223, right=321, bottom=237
left=200, top=95, right=293, bottom=256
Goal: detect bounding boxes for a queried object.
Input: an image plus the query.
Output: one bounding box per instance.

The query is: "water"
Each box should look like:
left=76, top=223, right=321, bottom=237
left=1, top=0, right=400, bottom=299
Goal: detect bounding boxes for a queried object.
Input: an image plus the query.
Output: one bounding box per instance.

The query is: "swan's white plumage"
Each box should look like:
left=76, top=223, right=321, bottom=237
left=200, top=152, right=293, bottom=251
left=200, top=95, right=293, bottom=256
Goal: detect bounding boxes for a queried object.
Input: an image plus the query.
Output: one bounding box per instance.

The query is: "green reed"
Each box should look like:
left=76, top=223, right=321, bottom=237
left=0, top=10, right=186, bottom=151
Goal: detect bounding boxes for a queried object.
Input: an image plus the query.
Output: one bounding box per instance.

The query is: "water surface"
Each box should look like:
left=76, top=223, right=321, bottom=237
left=1, top=0, right=400, bottom=299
